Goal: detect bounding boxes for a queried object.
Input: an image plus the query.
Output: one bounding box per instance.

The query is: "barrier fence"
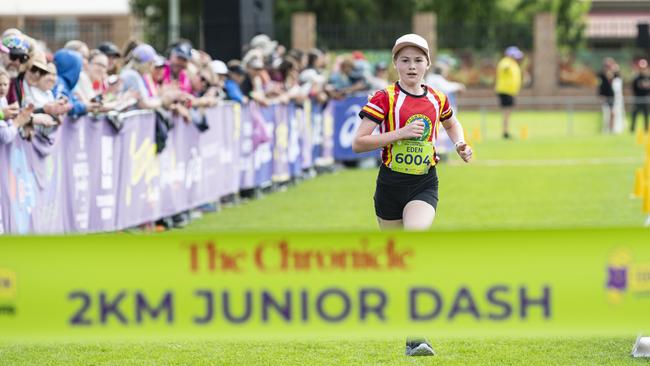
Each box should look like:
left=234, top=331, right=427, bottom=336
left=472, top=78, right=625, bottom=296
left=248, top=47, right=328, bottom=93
left=0, top=101, right=336, bottom=234
left=2, top=94, right=647, bottom=234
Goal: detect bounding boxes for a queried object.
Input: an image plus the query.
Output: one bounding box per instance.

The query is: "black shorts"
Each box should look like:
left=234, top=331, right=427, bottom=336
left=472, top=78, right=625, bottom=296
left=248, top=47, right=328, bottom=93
left=498, top=93, right=515, bottom=107
left=374, top=164, right=439, bottom=220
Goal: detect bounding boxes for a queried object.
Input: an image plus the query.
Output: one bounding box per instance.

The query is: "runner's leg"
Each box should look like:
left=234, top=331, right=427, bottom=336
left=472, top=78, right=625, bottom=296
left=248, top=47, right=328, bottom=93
left=402, top=200, right=435, bottom=231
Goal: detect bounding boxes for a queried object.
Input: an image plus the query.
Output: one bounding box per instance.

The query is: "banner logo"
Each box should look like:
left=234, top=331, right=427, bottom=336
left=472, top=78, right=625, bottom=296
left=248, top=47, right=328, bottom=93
left=606, top=248, right=650, bottom=303
left=405, top=114, right=432, bottom=141
left=0, top=268, right=17, bottom=317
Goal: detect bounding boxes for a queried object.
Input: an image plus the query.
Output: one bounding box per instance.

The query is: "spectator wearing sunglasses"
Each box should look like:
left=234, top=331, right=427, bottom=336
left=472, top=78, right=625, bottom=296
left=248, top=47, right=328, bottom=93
left=2, top=34, right=30, bottom=107
left=22, top=50, right=55, bottom=109
left=1, top=35, right=30, bottom=79
left=18, top=49, right=60, bottom=142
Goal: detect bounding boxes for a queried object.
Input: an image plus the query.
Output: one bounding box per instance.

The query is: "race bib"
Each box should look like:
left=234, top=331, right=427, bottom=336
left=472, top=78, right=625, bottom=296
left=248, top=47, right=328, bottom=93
left=390, top=140, right=433, bottom=175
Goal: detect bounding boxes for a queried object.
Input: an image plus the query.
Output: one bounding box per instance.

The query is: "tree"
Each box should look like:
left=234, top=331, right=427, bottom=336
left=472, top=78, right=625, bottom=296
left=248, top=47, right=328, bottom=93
left=130, top=0, right=203, bottom=52
left=514, top=0, right=591, bottom=51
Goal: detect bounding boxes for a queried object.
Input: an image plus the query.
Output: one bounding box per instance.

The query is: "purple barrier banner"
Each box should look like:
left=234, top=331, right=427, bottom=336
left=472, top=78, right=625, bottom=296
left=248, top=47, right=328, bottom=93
left=288, top=103, right=303, bottom=177
left=239, top=105, right=255, bottom=190
left=0, top=140, right=34, bottom=234
left=252, top=103, right=273, bottom=188
left=310, top=101, right=324, bottom=166
left=157, top=116, right=197, bottom=217
left=87, top=120, right=121, bottom=232
left=272, top=104, right=290, bottom=183
left=300, top=100, right=314, bottom=171
left=115, top=111, right=159, bottom=229
left=61, top=118, right=121, bottom=232
left=0, top=129, right=64, bottom=234
left=216, top=104, right=239, bottom=196
left=194, top=107, right=225, bottom=204
left=332, top=96, right=378, bottom=161
left=0, top=102, right=332, bottom=234
left=319, top=103, right=335, bottom=167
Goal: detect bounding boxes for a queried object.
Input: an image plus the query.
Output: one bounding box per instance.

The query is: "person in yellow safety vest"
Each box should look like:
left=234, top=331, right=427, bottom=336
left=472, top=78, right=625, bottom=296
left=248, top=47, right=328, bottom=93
left=495, top=46, right=523, bottom=139
left=352, top=34, right=472, bottom=232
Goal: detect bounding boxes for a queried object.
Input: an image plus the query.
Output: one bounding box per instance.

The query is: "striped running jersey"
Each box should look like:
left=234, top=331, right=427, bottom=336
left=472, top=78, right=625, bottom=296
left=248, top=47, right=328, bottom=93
left=358, top=82, right=453, bottom=167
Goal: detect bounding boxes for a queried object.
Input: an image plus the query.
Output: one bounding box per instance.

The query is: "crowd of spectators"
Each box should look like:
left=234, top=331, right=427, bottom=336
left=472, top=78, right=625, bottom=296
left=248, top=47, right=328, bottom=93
left=0, top=30, right=396, bottom=141
left=0, top=29, right=391, bottom=229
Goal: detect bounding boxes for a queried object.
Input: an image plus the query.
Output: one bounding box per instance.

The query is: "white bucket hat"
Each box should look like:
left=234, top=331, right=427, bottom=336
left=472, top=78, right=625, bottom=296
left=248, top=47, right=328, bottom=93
left=392, top=33, right=430, bottom=65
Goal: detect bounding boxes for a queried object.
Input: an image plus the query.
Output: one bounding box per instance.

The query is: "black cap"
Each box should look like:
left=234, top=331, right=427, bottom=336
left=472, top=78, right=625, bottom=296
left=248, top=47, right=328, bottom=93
left=171, top=42, right=192, bottom=60
left=98, top=42, right=121, bottom=57
left=228, top=64, right=246, bottom=75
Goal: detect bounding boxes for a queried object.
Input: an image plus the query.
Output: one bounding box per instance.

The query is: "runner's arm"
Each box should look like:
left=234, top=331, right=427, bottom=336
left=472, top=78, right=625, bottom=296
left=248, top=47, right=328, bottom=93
left=352, top=117, right=423, bottom=153
left=442, top=115, right=472, bottom=162
left=441, top=115, right=464, bottom=145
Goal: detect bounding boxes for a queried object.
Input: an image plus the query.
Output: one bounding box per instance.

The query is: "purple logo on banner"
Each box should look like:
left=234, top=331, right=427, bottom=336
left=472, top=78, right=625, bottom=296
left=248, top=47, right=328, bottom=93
left=333, top=96, right=378, bottom=161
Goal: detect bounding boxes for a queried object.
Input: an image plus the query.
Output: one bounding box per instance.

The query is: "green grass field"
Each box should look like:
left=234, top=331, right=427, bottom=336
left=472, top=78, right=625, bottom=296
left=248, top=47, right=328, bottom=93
left=4, top=110, right=649, bottom=365
left=185, top=110, right=647, bottom=232
left=0, top=337, right=642, bottom=365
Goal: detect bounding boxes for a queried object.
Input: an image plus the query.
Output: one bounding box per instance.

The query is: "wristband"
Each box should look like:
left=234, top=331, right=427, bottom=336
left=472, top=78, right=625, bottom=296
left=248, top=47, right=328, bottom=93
left=454, top=140, right=466, bottom=148
left=0, top=110, right=3, bottom=120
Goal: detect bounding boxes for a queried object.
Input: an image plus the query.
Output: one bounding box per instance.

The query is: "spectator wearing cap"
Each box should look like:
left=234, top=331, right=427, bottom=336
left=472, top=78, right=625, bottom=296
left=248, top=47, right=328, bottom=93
left=22, top=48, right=55, bottom=108
left=98, top=41, right=122, bottom=75
left=151, top=55, right=167, bottom=87
left=2, top=35, right=30, bottom=80
left=224, top=62, right=247, bottom=104
left=631, top=59, right=650, bottom=133
left=207, top=60, right=229, bottom=99
left=19, top=49, right=60, bottom=142
left=2, top=34, right=31, bottom=107
left=243, top=34, right=278, bottom=69
left=495, top=45, right=524, bottom=139
left=241, top=56, right=272, bottom=105
left=120, top=43, right=163, bottom=110
left=162, top=42, right=193, bottom=94
left=251, top=34, right=278, bottom=58
left=351, top=50, right=372, bottom=82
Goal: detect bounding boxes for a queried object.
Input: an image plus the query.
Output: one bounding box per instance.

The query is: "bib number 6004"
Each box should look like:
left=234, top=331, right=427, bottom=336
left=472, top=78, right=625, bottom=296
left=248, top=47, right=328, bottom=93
left=394, top=153, right=430, bottom=165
